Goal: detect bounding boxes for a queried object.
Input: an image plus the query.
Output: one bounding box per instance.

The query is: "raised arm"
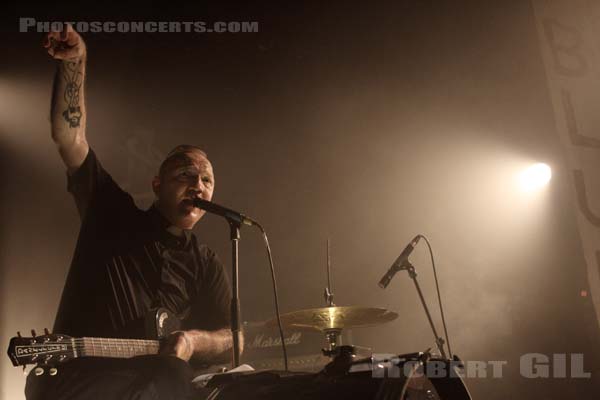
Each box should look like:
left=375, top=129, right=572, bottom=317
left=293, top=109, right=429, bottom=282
left=44, top=24, right=89, bottom=174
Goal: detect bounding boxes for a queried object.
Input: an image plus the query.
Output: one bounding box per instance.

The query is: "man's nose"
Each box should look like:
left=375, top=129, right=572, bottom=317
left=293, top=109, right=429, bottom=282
left=189, top=176, right=205, bottom=193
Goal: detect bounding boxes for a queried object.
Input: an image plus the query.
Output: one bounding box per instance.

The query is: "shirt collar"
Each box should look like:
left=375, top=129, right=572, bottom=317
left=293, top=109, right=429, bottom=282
left=147, top=204, right=192, bottom=248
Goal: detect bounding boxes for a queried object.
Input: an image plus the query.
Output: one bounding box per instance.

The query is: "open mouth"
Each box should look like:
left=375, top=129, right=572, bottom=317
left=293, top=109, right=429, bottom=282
left=181, top=198, right=196, bottom=208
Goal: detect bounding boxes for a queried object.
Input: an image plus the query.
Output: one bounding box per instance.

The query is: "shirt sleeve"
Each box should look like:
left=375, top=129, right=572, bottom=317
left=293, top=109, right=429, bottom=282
left=186, top=243, right=232, bottom=331
left=67, top=148, right=137, bottom=223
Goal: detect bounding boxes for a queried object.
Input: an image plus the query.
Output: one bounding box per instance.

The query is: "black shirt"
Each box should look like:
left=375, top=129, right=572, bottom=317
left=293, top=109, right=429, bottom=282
left=53, top=149, right=231, bottom=339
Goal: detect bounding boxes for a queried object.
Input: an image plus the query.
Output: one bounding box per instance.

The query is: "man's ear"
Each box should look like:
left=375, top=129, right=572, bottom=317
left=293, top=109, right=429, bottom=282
left=152, top=175, right=161, bottom=196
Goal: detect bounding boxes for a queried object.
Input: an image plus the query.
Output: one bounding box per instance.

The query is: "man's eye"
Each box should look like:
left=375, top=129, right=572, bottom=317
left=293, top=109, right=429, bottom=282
left=202, top=177, right=213, bottom=184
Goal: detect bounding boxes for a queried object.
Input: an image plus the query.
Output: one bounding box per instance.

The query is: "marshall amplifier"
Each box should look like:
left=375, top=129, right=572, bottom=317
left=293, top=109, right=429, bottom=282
left=240, top=321, right=352, bottom=372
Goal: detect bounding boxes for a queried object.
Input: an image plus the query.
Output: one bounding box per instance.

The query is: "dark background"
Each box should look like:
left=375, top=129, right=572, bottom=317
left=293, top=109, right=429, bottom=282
left=2, top=1, right=600, bottom=398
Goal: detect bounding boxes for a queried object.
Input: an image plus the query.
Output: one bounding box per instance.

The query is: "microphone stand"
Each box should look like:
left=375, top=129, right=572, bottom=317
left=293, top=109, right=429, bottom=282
left=401, top=261, right=448, bottom=360
left=228, top=220, right=242, bottom=368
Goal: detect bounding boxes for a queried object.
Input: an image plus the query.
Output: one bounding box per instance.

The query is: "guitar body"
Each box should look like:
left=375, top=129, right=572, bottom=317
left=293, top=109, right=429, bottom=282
left=7, top=308, right=179, bottom=367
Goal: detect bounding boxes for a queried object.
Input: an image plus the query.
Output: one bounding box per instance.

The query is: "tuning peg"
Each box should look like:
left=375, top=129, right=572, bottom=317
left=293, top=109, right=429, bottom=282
left=17, top=331, right=22, bottom=338
left=31, top=329, right=37, bottom=337
left=44, top=328, right=50, bottom=335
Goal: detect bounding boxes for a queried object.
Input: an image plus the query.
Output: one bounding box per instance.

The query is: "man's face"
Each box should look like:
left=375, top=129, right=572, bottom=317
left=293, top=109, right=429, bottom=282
left=152, top=150, right=215, bottom=230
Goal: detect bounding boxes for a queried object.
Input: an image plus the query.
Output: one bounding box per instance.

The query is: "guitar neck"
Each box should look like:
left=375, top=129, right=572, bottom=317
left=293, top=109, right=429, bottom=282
left=7, top=308, right=177, bottom=367
left=77, top=337, right=160, bottom=359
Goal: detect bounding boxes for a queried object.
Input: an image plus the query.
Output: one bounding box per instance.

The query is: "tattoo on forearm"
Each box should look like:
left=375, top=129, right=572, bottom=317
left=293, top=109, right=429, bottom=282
left=61, top=60, right=83, bottom=128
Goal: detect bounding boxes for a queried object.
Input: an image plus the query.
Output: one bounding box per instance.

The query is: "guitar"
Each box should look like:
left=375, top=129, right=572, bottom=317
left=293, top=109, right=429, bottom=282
left=6, top=308, right=180, bottom=368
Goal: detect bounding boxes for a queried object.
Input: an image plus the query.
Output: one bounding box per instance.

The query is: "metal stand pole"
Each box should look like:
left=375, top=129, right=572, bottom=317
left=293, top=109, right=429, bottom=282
left=229, top=221, right=242, bottom=368
left=403, top=261, right=448, bottom=360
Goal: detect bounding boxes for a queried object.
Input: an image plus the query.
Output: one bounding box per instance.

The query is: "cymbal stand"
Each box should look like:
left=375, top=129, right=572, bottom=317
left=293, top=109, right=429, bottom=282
left=324, top=239, right=335, bottom=307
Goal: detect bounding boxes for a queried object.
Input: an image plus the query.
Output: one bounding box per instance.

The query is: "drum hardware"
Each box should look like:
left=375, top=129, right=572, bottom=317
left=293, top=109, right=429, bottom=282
left=393, top=350, right=432, bottom=366
left=265, top=306, right=398, bottom=333
left=320, top=345, right=357, bottom=376
left=265, top=305, right=398, bottom=364
left=266, top=240, right=398, bottom=361
left=322, top=348, right=434, bottom=379
left=264, top=304, right=398, bottom=374
left=235, top=236, right=472, bottom=398
left=322, top=328, right=343, bottom=356
left=202, top=351, right=472, bottom=399
left=323, top=239, right=335, bottom=307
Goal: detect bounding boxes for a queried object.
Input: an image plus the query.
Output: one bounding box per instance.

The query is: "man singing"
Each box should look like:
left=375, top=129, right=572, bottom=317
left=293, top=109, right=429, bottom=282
left=26, top=24, right=238, bottom=400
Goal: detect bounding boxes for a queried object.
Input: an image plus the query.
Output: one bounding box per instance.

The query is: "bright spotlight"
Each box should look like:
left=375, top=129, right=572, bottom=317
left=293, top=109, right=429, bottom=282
left=519, top=163, right=551, bottom=191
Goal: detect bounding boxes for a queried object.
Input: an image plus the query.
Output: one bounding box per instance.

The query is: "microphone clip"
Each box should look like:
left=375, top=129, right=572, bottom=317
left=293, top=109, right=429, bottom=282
left=401, top=261, right=417, bottom=278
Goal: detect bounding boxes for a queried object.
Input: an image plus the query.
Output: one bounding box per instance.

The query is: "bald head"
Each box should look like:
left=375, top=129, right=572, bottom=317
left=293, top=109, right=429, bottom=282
left=158, top=145, right=208, bottom=179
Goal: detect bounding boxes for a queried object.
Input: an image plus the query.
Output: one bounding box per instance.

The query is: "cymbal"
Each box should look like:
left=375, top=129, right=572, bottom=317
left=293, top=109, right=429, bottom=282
left=266, top=306, right=398, bottom=332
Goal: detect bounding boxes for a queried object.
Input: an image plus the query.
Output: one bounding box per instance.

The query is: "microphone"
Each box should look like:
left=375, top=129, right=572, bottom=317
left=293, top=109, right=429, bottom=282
left=378, top=235, right=421, bottom=289
left=192, top=197, right=258, bottom=227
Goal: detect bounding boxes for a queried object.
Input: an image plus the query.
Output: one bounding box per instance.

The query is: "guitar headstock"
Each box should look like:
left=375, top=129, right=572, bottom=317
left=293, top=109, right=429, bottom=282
left=6, top=330, right=74, bottom=367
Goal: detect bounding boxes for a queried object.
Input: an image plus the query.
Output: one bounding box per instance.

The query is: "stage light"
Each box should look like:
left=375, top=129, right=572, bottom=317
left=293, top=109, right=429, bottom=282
left=519, top=163, right=551, bottom=191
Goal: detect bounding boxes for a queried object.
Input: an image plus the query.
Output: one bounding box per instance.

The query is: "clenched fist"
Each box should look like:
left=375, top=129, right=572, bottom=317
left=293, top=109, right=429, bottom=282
left=43, top=23, right=86, bottom=61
